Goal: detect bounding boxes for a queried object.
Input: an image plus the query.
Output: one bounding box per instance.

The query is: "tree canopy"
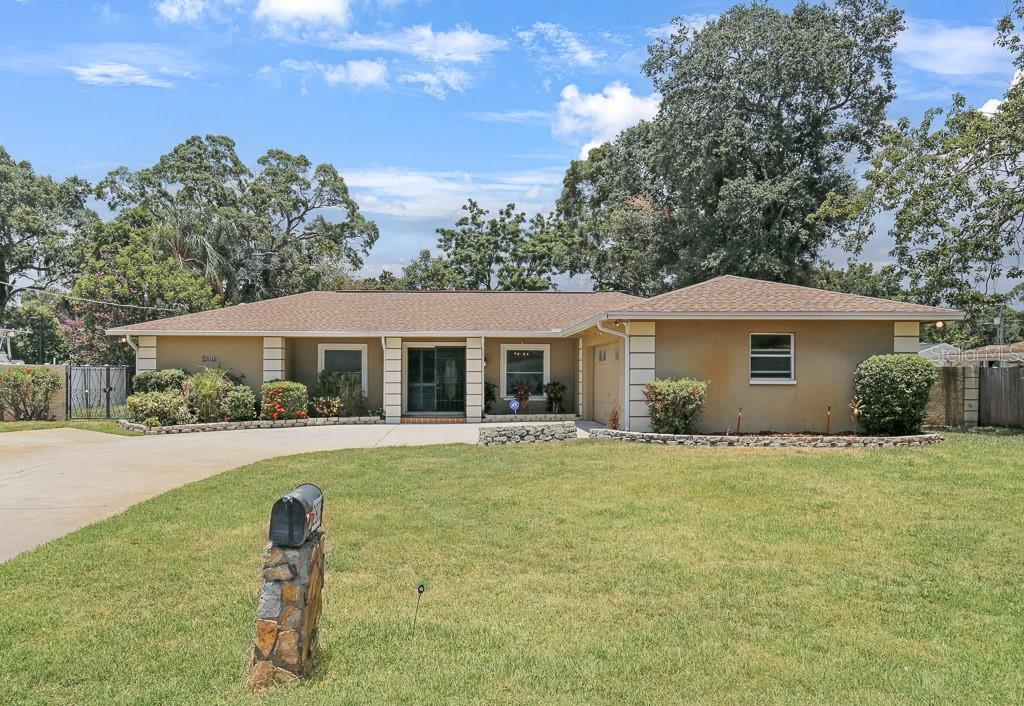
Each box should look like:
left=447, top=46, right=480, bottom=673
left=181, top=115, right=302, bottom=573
left=557, top=0, right=904, bottom=294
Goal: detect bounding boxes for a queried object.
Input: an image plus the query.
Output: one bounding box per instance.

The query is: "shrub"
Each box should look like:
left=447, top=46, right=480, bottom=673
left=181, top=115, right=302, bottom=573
left=260, top=380, right=308, bottom=421
left=182, top=368, right=232, bottom=423
left=543, top=381, right=567, bottom=414
left=642, top=378, right=709, bottom=434
left=309, top=396, right=341, bottom=418
left=854, top=354, right=937, bottom=435
left=221, top=385, right=257, bottom=422
left=143, top=416, right=161, bottom=428
left=484, top=382, right=498, bottom=414
left=126, top=391, right=195, bottom=426
left=0, top=366, right=62, bottom=421
left=132, top=368, right=186, bottom=394
left=513, top=382, right=532, bottom=413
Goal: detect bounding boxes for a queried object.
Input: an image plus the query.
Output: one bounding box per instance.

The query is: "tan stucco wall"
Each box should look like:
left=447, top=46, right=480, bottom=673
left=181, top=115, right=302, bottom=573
left=484, top=337, right=577, bottom=414
left=290, top=337, right=384, bottom=409
left=156, top=336, right=263, bottom=390
left=654, top=320, right=895, bottom=433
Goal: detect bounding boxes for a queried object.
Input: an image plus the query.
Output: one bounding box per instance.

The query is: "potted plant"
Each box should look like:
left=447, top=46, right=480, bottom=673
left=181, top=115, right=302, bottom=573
left=543, top=381, right=567, bottom=414
left=513, top=382, right=531, bottom=413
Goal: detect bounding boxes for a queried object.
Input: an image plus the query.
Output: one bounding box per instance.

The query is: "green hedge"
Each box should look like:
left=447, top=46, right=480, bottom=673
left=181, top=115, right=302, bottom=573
left=260, top=381, right=308, bottom=421
left=0, top=366, right=62, bottom=421
left=126, top=391, right=195, bottom=426
left=132, top=368, right=186, bottom=394
left=853, top=354, right=937, bottom=435
left=221, top=385, right=257, bottom=422
left=642, top=378, right=709, bottom=434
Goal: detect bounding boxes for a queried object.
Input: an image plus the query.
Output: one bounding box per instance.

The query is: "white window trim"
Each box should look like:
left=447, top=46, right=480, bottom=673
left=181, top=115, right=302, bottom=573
left=749, top=333, right=796, bottom=385
left=317, top=343, right=368, bottom=395
left=500, top=343, right=550, bottom=400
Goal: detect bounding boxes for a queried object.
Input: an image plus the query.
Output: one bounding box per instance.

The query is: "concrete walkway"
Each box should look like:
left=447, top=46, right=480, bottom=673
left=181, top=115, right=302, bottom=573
left=1, top=422, right=551, bottom=563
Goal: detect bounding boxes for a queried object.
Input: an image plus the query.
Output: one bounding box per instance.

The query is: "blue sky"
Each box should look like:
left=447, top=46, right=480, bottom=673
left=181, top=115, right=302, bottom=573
left=0, top=0, right=1018, bottom=276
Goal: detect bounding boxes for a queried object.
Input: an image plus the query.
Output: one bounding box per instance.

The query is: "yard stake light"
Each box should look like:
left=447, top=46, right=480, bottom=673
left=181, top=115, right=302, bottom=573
left=826, top=406, right=831, bottom=435
left=413, top=583, right=426, bottom=635
left=735, top=407, right=742, bottom=435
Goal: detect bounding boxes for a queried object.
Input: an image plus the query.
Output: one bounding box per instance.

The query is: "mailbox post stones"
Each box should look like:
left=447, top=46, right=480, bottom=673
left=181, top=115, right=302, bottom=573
left=250, top=484, right=326, bottom=689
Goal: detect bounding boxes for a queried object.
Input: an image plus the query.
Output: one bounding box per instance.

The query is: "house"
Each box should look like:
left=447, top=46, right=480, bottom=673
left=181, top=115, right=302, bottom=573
left=107, top=275, right=961, bottom=433
left=955, top=341, right=1024, bottom=368
left=918, top=342, right=962, bottom=366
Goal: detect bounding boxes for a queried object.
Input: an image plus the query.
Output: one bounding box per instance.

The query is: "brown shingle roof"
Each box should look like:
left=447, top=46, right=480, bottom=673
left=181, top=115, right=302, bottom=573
left=618, top=275, right=960, bottom=317
left=965, top=341, right=1024, bottom=355
left=109, top=290, right=643, bottom=335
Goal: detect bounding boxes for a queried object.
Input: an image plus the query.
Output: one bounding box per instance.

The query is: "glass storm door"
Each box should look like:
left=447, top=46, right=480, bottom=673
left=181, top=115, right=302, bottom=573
left=407, top=347, right=466, bottom=413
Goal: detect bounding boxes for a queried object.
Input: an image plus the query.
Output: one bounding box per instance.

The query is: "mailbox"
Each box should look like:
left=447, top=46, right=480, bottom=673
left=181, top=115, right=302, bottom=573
left=269, top=483, right=323, bottom=547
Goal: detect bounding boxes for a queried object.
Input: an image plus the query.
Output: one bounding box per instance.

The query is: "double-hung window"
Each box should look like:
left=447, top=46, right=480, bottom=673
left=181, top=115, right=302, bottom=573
left=749, top=334, right=795, bottom=383
left=318, top=343, right=368, bottom=395
left=500, top=344, right=550, bottom=399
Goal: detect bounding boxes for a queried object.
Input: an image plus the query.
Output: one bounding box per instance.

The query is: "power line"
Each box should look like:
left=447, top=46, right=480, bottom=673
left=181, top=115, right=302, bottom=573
left=1, top=280, right=182, bottom=313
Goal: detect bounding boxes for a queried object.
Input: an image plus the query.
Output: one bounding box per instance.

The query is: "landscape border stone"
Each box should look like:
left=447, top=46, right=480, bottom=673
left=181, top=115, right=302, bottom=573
left=118, top=416, right=384, bottom=435
left=589, top=428, right=944, bottom=448
left=483, top=414, right=579, bottom=423
left=478, top=421, right=578, bottom=445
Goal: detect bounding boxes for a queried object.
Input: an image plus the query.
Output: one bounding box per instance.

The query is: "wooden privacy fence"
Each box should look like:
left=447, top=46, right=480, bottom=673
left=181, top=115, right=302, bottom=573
left=979, top=367, right=1024, bottom=428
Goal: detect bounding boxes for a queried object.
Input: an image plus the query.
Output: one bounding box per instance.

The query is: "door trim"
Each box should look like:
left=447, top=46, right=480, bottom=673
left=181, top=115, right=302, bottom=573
left=401, top=341, right=466, bottom=413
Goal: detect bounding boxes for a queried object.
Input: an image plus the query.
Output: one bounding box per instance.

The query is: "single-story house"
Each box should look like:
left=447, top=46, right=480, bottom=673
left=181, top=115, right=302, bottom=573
left=953, top=341, right=1024, bottom=368
left=918, top=342, right=962, bottom=367
left=107, top=275, right=962, bottom=433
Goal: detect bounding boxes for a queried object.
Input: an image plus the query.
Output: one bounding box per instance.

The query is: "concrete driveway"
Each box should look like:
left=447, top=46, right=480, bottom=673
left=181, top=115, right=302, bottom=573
left=0, top=423, right=488, bottom=562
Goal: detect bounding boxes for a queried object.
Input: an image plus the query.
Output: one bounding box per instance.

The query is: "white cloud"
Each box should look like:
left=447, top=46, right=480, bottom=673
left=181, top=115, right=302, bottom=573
left=555, top=82, right=660, bottom=158
left=155, top=0, right=207, bottom=22
left=274, top=58, right=388, bottom=87
left=333, top=24, right=506, bottom=63
left=897, top=19, right=1012, bottom=76
left=465, top=109, right=550, bottom=124
left=518, top=22, right=604, bottom=68
left=397, top=66, right=470, bottom=99
left=343, top=167, right=563, bottom=220
left=980, top=70, right=1023, bottom=116
left=65, top=62, right=174, bottom=88
left=254, top=0, right=351, bottom=30
left=645, top=14, right=716, bottom=39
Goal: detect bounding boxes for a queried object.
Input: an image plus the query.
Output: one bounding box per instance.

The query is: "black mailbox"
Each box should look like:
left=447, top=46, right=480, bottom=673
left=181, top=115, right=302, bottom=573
left=269, top=483, right=323, bottom=547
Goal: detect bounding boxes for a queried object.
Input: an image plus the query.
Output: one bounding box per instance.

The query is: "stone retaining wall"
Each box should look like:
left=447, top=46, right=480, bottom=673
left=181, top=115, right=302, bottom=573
left=478, top=421, right=578, bottom=445
left=119, top=416, right=383, bottom=435
left=590, top=428, right=943, bottom=448
left=483, top=414, right=578, bottom=423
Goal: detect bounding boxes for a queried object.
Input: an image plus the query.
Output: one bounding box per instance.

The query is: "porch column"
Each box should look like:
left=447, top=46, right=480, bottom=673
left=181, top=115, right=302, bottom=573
left=136, top=336, right=157, bottom=372
left=627, top=322, right=656, bottom=432
left=894, top=321, right=920, bottom=354
left=384, top=337, right=402, bottom=423
left=577, top=337, right=583, bottom=417
left=262, top=337, right=285, bottom=382
left=466, top=337, right=484, bottom=423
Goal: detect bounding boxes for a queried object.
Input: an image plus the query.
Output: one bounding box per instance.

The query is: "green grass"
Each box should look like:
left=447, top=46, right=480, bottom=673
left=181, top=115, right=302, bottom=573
left=1, top=433, right=1022, bottom=704
left=0, top=419, right=140, bottom=435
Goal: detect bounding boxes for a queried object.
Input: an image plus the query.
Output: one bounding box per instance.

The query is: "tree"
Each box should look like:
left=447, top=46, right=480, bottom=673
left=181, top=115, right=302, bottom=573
left=0, top=147, right=97, bottom=320
left=97, top=135, right=379, bottom=303
left=557, top=0, right=904, bottom=294
left=5, top=292, right=68, bottom=364
left=435, top=200, right=556, bottom=290
left=812, top=262, right=907, bottom=300
left=832, top=1, right=1024, bottom=345
left=59, top=232, right=219, bottom=365
left=398, top=249, right=460, bottom=290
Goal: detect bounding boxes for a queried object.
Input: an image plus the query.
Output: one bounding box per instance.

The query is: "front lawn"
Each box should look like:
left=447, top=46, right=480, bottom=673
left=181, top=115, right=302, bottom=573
left=1, top=433, right=1022, bottom=704
left=0, top=419, right=140, bottom=435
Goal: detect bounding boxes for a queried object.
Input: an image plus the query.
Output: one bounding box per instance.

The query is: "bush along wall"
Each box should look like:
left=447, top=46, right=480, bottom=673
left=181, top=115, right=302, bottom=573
left=261, top=381, right=308, bottom=421
left=643, top=378, right=709, bottom=434
left=854, top=354, right=937, bottom=436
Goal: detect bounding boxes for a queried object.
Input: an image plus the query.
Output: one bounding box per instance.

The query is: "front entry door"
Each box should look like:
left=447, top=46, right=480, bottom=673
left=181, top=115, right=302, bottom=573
left=407, top=347, right=466, bottom=413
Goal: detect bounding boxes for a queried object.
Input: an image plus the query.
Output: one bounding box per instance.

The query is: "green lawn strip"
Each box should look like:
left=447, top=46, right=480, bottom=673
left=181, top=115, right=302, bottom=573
left=0, top=420, right=140, bottom=435
left=1, top=434, right=1022, bottom=704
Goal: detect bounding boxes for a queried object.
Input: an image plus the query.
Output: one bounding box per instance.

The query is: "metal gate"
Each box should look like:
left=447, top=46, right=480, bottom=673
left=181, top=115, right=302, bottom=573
left=67, top=365, right=131, bottom=419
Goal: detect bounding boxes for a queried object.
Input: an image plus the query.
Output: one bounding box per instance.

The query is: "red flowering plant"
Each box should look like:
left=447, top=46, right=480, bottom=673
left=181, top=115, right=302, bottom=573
left=259, top=381, right=308, bottom=420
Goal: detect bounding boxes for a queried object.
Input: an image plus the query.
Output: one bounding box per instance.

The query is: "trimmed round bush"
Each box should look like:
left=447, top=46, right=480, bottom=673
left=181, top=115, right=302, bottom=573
left=126, top=391, right=195, bottom=426
left=221, top=384, right=257, bottom=422
left=853, top=354, right=937, bottom=435
left=643, top=377, right=709, bottom=434
left=132, top=368, right=186, bottom=394
left=260, top=380, right=308, bottom=421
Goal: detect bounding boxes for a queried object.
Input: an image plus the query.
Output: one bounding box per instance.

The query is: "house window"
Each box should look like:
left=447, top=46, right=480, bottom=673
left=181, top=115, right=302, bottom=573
left=318, top=343, right=368, bottom=394
left=749, top=334, right=795, bottom=383
left=500, top=344, right=550, bottom=399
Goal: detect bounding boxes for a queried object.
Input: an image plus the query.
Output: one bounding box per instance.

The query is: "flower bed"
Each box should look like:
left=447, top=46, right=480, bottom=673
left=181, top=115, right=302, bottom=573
left=590, top=428, right=944, bottom=448
left=119, top=416, right=383, bottom=435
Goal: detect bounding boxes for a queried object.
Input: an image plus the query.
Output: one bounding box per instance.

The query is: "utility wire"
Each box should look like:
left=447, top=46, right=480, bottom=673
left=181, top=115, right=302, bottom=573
left=1, top=280, right=183, bottom=313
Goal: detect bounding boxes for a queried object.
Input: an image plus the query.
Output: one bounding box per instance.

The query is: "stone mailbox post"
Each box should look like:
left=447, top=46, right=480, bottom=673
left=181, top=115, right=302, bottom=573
left=249, top=485, right=326, bottom=688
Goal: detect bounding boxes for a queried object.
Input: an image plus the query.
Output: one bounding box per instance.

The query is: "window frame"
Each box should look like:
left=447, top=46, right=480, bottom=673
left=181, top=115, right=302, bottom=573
left=748, top=333, right=796, bottom=385
left=317, top=343, right=369, bottom=395
left=499, top=343, right=551, bottom=400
